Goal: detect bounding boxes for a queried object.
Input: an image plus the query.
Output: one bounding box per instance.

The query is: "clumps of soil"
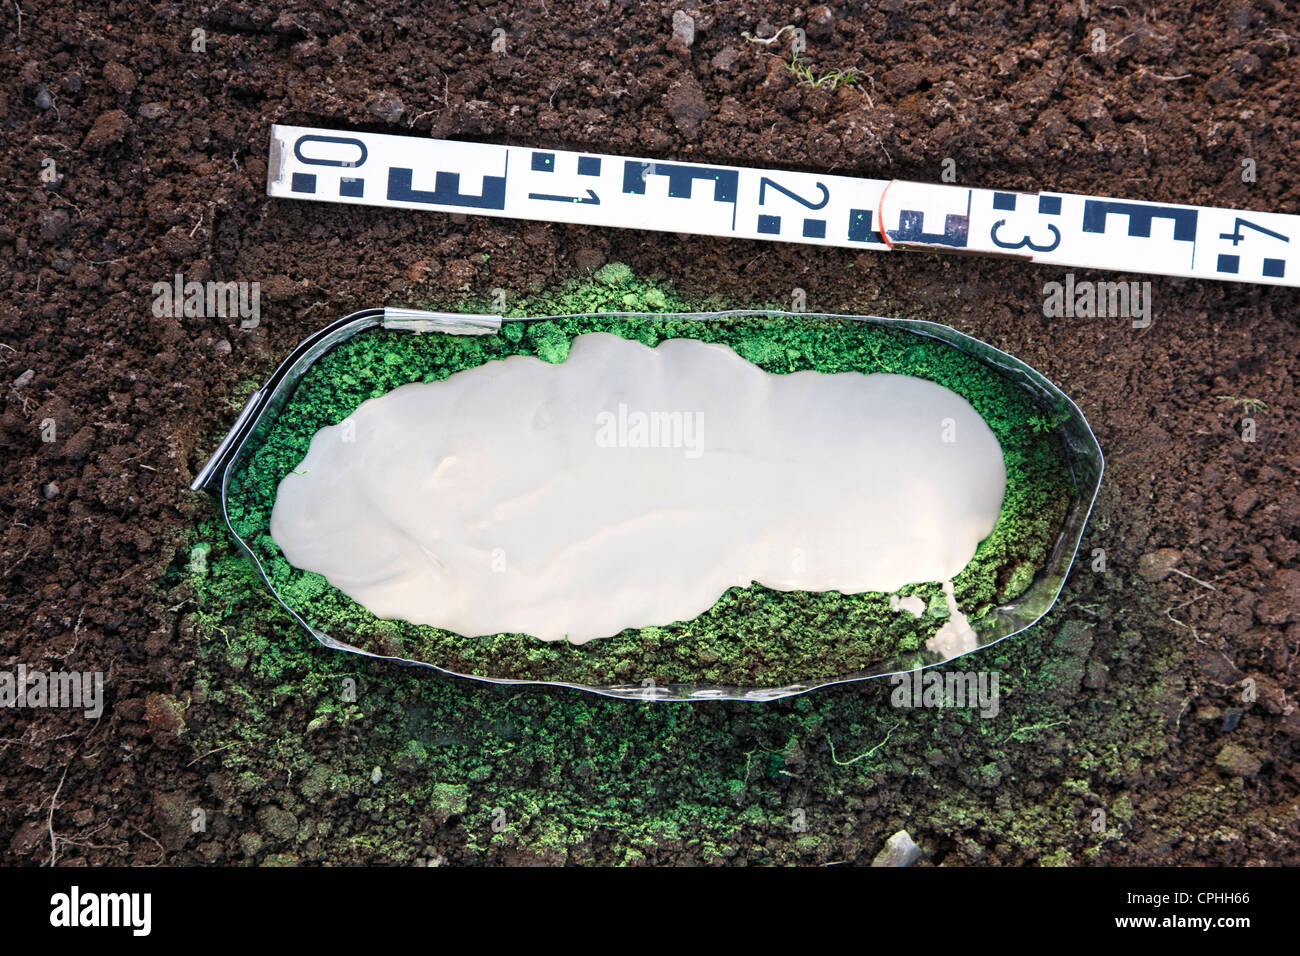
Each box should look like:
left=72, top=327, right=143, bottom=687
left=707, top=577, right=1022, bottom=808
left=211, top=268, right=1072, bottom=688
left=7, top=0, right=1298, bottom=867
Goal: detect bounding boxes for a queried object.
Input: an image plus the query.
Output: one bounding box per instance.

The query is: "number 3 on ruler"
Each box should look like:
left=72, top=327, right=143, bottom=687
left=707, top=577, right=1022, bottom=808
left=990, top=219, right=1061, bottom=253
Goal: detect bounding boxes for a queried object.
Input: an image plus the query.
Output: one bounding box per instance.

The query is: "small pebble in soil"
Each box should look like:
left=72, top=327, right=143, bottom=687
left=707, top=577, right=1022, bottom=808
left=371, top=766, right=383, bottom=784
left=13, top=369, right=34, bottom=389
left=1214, top=742, right=1261, bottom=778
left=368, top=94, right=405, bottom=124
left=871, top=830, right=923, bottom=867
left=711, top=47, right=739, bottom=72
left=807, top=5, right=835, bottom=39
left=1136, top=547, right=1181, bottom=582
left=40, top=209, right=70, bottom=242
left=42, top=482, right=59, bottom=499
left=1231, top=489, right=1258, bottom=518
left=672, top=10, right=695, bottom=47
left=1255, top=568, right=1300, bottom=624
left=103, top=62, right=136, bottom=94
left=34, top=84, right=53, bottom=111
left=82, top=109, right=129, bottom=151
left=1221, top=706, right=1243, bottom=733
left=214, top=339, right=232, bottom=356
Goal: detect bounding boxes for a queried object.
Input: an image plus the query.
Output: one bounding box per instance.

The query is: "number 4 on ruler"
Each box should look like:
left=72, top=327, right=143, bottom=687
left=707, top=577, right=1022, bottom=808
left=1218, top=217, right=1289, bottom=279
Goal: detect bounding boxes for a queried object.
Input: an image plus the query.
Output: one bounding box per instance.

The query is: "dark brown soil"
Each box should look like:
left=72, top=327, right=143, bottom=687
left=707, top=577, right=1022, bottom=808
left=2, top=1, right=1298, bottom=866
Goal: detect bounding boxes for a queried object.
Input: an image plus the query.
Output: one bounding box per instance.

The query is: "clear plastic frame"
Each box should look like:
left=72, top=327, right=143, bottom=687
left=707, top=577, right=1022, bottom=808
left=192, top=308, right=1104, bottom=702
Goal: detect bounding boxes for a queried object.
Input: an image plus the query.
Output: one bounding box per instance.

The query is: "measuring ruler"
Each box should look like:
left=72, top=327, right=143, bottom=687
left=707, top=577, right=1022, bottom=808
left=267, top=124, right=1298, bottom=288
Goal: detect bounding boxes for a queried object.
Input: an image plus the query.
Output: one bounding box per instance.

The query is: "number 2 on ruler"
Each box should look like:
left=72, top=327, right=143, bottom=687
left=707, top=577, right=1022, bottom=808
left=758, top=177, right=830, bottom=209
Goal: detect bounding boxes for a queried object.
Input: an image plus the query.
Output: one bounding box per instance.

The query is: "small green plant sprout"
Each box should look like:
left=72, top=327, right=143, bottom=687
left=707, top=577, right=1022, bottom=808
left=741, top=24, right=867, bottom=93
left=1263, top=28, right=1296, bottom=55
left=787, top=54, right=863, bottom=91
left=1216, top=395, right=1267, bottom=413
left=1026, top=400, right=1071, bottom=434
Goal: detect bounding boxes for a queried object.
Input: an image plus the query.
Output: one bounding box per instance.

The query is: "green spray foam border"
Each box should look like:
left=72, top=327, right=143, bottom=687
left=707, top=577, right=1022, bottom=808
left=222, top=268, right=1072, bottom=688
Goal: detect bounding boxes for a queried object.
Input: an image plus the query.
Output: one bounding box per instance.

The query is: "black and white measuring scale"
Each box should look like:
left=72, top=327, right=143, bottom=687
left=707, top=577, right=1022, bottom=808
left=267, top=123, right=1297, bottom=288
